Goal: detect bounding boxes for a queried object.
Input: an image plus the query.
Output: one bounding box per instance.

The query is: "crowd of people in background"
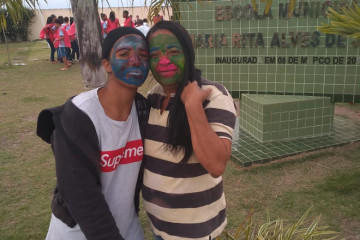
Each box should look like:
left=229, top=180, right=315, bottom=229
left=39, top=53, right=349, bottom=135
left=100, top=10, right=152, bottom=39
left=40, top=9, right=163, bottom=70
left=40, top=14, right=79, bottom=70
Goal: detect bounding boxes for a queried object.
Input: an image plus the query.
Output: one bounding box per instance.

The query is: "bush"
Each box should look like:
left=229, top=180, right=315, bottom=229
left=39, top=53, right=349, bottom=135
left=0, top=8, right=35, bottom=42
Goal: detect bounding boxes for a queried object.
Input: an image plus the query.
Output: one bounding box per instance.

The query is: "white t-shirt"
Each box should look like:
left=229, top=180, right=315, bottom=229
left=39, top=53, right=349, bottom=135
left=46, top=88, right=144, bottom=240
left=136, top=25, right=150, bottom=37
left=58, top=29, right=65, bottom=48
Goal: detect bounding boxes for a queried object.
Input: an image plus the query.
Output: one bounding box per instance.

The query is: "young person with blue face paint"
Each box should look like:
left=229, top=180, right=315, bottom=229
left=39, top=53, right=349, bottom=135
left=37, top=27, right=149, bottom=240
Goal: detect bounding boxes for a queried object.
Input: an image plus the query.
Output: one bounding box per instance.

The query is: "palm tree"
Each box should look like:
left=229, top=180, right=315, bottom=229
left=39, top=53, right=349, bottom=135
left=0, top=0, right=43, bottom=65
left=317, top=3, right=360, bottom=40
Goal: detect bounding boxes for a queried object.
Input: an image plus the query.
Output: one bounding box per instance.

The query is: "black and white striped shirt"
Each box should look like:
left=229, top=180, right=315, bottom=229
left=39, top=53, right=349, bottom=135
left=143, top=79, right=237, bottom=240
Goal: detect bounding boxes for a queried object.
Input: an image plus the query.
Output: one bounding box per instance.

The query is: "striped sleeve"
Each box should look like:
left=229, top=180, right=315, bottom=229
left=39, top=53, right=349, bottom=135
left=202, top=81, right=237, bottom=141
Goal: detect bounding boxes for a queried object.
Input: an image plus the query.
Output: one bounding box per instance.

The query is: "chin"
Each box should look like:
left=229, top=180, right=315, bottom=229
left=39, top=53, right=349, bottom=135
left=114, top=78, right=141, bottom=89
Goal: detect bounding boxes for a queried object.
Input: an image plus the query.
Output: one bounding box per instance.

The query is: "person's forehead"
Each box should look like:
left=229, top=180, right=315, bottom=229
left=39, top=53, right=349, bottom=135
left=149, top=29, right=181, bottom=48
left=111, top=34, right=146, bottom=54
left=114, top=34, right=145, bottom=46
left=149, top=29, right=178, bottom=42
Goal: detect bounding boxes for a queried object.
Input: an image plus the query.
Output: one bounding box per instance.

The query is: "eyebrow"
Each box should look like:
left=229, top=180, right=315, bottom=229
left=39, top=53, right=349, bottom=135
left=167, top=44, right=181, bottom=49
left=115, top=46, right=131, bottom=52
left=149, top=47, right=160, bottom=54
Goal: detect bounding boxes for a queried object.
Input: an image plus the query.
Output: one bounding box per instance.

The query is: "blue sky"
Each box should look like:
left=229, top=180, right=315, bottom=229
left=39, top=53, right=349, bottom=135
left=36, top=0, right=146, bottom=9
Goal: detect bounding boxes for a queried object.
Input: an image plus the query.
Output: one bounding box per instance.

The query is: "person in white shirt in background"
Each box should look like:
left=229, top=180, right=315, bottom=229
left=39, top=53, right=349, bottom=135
left=136, top=19, right=150, bottom=37
left=143, top=18, right=149, bottom=27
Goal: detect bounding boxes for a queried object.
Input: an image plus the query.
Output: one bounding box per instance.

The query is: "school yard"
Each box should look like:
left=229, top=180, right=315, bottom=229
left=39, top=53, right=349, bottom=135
left=0, top=40, right=359, bottom=239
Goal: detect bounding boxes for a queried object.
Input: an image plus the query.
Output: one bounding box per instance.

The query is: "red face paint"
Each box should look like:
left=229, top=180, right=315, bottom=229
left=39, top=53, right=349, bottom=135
left=156, top=56, right=178, bottom=78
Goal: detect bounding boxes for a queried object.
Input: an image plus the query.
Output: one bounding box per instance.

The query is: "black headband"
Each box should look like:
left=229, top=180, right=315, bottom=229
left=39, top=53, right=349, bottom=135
left=102, top=27, right=146, bottom=59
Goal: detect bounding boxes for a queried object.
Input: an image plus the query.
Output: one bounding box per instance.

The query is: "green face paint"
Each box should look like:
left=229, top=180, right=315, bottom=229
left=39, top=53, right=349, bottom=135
left=149, top=33, right=185, bottom=87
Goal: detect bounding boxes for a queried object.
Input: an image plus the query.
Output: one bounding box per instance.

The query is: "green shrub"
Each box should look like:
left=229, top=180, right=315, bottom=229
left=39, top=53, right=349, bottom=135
left=0, top=8, right=35, bottom=42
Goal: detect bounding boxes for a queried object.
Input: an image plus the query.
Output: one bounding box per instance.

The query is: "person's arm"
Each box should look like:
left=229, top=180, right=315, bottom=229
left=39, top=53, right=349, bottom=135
left=181, top=81, right=234, bottom=178
left=43, top=25, right=50, bottom=38
left=38, top=102, right=124, bottom=240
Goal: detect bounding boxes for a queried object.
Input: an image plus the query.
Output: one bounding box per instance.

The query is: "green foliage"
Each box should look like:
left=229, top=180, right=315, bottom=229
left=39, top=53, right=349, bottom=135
left=0, top=8, right=35, bottom=42
left=218, top=207, right=341, bottom=240
left=0, top=0, right=42, bottom=29
left=318, top=3, right=360, bottom=40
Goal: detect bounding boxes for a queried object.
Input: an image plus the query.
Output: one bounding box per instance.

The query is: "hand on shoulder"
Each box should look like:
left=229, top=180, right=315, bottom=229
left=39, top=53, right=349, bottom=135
left=181, top=81, right=212, bottom=108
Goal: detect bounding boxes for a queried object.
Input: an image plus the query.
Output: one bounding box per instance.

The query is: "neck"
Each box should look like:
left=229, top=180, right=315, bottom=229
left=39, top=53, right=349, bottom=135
left=98, top=77, right=137, bottom=121
left=162, top=84, right=178, bottom=97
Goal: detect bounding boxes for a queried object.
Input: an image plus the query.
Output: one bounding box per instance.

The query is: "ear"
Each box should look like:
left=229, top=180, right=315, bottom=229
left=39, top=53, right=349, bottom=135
left=102, top=59, right=112, bottom=73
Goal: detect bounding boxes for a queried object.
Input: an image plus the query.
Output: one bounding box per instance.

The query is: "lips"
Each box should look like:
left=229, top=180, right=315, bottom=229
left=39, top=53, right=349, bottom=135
left=156, top=65, right=178, bottom=78
left=126, top=70, right=143, bottom=78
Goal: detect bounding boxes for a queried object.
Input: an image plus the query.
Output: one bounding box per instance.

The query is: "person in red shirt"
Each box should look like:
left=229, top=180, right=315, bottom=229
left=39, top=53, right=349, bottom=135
left=41, top=15, right=57, bottom=63
left=68, top=17, right=79, bottom=62
left=53, top=19, right=72, bottom=70
left=107, top=11, right=120, bottom=33
left=123, top=10, right=134, bottom=28
left=100, top=13, right=109, bottom=40
left=152, top=9, right=163, bottom=25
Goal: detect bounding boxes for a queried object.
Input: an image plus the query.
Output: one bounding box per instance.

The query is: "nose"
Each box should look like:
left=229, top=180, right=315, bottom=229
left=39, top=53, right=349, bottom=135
left=159, top=55, right=171, bottom=65
left=129, top=53, right=140, bottom=66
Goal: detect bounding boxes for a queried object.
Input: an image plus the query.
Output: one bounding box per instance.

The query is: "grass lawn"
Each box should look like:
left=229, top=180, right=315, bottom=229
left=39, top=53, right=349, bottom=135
left=0, top=41, right=359, bottom=239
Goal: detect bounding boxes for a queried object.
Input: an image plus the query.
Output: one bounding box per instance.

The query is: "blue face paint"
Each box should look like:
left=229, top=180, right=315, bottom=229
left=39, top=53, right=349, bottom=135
left=110, top=35, right=149, bottom=86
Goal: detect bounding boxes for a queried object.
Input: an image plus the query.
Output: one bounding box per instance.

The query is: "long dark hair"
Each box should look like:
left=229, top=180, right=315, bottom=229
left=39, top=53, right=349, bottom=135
left=146, top=21, right=202, bottom=163
left=57, top=16, right=64, bottom=24
left=47, top=14, right=56, bottom=24
left=46, top=17, right=52, bottom=24
left=109, top=11, right=115, bottom=22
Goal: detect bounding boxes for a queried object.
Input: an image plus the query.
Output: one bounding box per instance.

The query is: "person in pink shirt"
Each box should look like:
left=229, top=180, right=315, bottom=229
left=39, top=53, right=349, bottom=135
left=152, top=13, right=163, bottom=25
left=107, top=11, right=120, bottom=33
left=123, top=10, right=134, bottom=28
left=53, top=19, right=71, bottom=70
left=41, top=15, right=57, bottom=63
left=68, top=17, right=79, bottom=62
left=100, top=13, right=109, bottom=39
left=62, top=17, right=70, bottom=31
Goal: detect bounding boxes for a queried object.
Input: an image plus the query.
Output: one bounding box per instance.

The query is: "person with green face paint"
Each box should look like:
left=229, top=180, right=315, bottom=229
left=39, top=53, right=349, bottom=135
left=142, top=21, right=238, bottom=240
left=37, top=27, right=149, bottom=240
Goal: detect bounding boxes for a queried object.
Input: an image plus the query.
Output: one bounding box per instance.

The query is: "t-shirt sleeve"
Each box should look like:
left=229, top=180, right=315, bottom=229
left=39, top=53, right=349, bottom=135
left=204, top=86, right=237, bottom=141
left=59, top=29, right=64, bottom=37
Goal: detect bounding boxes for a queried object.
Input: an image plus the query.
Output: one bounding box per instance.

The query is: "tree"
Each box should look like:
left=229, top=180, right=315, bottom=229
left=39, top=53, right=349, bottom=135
left=70, top=0, right=106, bottom=88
